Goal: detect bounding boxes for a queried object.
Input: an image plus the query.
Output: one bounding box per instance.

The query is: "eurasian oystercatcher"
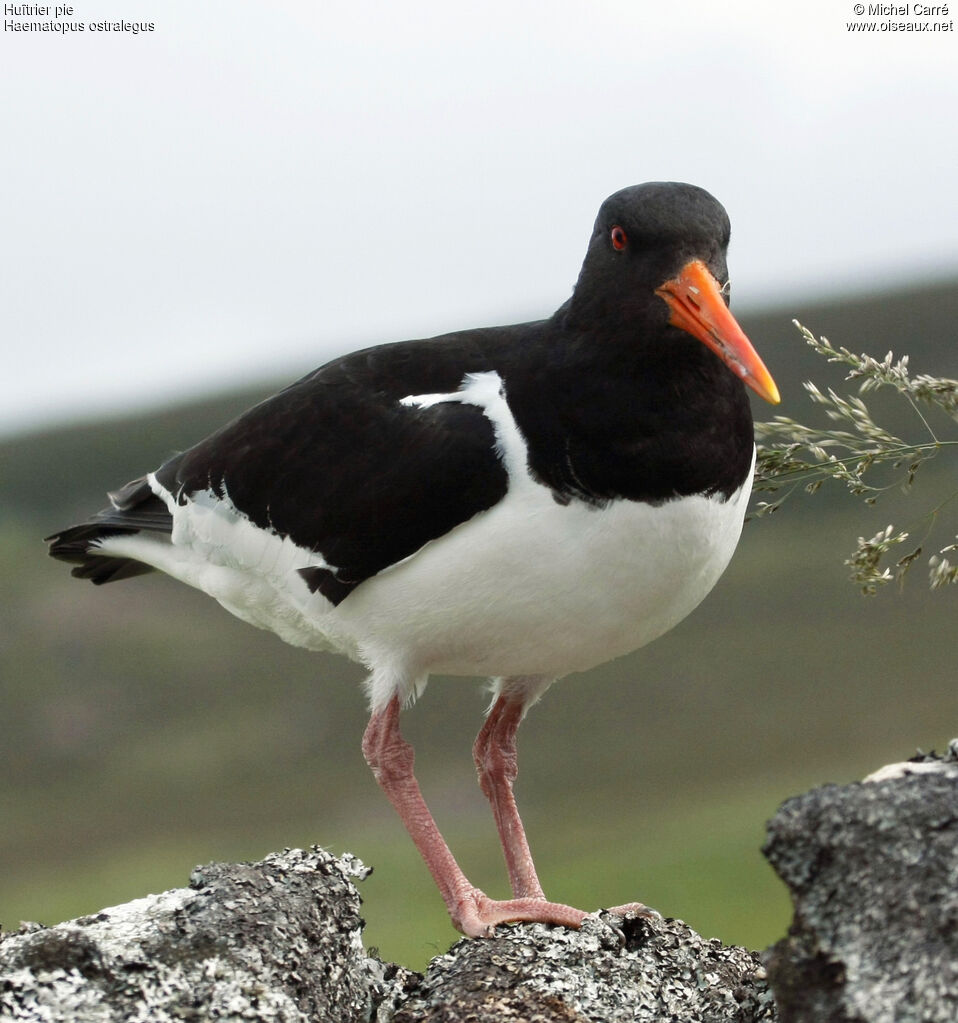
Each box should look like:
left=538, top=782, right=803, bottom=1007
left=46, top=181, right=779, bottom=937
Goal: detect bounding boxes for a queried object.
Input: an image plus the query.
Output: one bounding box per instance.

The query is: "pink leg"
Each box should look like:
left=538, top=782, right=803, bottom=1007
left=362, top=695, right=590, bottom=937
left=472, top=693, right=545, bottom=899
left=472, top=689, right=654, bottom=925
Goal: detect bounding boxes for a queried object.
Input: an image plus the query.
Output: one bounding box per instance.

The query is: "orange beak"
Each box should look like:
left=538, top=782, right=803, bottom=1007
left=655, top=259, right=780, bottom=405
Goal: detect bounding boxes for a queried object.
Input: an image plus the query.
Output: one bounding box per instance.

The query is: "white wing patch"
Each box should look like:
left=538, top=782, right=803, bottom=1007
left=401, top=371, right=532, bottom=485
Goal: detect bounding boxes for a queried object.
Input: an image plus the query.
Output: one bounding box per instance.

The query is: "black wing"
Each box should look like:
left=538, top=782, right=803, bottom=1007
left=47, top=330, right=520, bottom=600
left=151, top=334, right=511, bottom=604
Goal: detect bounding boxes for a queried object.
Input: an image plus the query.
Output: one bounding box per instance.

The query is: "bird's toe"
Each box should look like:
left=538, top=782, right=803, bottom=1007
left=451, top=889, right=591, bottom=938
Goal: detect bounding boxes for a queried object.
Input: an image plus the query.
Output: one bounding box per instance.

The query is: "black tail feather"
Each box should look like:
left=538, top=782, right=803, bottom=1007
left=46, top=476, right=174, bottom=586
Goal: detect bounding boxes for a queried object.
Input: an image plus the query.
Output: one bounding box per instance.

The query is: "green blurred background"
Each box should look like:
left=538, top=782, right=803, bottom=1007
left=2, top=279, right=957, bottom=969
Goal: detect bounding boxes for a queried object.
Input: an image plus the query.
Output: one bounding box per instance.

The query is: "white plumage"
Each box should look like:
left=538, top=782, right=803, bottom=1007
left=95, top=370, right=753, bottom=712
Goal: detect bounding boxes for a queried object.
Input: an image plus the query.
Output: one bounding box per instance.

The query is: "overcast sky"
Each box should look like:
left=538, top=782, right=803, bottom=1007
left=2, top=0, right=956, bottom=436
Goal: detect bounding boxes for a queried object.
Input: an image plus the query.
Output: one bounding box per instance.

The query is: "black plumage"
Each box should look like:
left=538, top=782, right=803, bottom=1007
left=48, top=184, right=756, bottom=600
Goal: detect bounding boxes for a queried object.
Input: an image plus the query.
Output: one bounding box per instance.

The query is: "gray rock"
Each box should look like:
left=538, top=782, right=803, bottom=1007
left=764, top=740, right=958, bottom=1023
left=391, top=913, right=775, bottom=1023
left=1, top=847, right=774, bottom=1022
left=14, top=738, right=955, bottom=1023
left=0, top=847, right=417, bottom=1022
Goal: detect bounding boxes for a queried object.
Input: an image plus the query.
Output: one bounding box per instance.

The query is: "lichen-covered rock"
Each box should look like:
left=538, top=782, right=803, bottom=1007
left=764, top=740, right=958, bottom=1023
left=6, top=743, right=958, bottom=1021
left=391, top=913, right=777, bottom=1023
left=1, top=846, right=777, bottom=1022
left=0, top=847, right=416, bottom=1022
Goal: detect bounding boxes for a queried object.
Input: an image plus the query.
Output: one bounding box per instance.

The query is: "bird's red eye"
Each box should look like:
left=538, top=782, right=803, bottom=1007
left=611, top=226, right=628, bottom=251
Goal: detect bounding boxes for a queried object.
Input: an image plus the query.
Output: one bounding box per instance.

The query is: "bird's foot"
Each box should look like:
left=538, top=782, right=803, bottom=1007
left=451, top=890, right=656, bottom=938
left=452, top=889, right=589, bottom=937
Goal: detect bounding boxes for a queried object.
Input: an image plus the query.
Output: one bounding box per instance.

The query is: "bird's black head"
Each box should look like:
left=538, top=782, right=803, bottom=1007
left=567, top=181, right=779, bottom=405
left=570, top=182, right=730, bottom=320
